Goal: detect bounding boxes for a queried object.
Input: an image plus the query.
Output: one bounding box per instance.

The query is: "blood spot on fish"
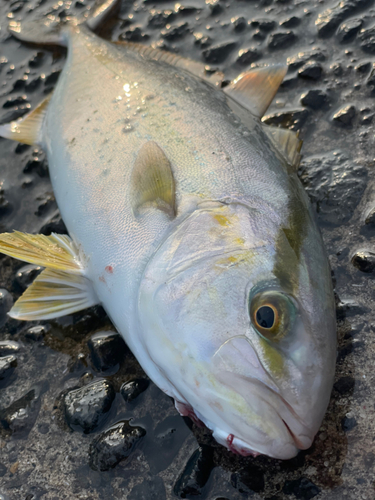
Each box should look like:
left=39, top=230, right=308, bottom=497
left=105, top=265, right=113, bottom=273
left=227, top=434, right=234, bottom=447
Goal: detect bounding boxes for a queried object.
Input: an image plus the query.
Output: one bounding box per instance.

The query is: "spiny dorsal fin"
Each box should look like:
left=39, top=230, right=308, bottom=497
left=0, top=94, right=51, bottom=145
left=116, top=42, right=224, bottom=87
left=0, top=232, right=84, bottom=274
left=8, top=268, right=98, bottom=320
left=223, top=65, right=287, bottom=118
left=262, top=125, right=303, bottom=171
left=130, top=141, right=176, bottom=218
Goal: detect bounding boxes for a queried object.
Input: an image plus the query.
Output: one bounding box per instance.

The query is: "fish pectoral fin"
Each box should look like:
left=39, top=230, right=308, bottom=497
left=115, top=42, right=224, bottom=87
left=0, top=231, right=84, bottom=274
left=130, top=141, right=176, bottom=218
left=9, top=268, right=98, bottom=320
left=0, top=94, right=51, bottom=145
left=223, top=65, right=287, bottom=118
left=262, top=125, right=303, bottom=171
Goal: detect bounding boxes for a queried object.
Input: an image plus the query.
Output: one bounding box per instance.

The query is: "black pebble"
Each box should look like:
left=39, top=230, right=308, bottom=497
left=332, top=105, right=356, bottom=126
left=251, top=18, right=275, bottom=31
left=283, top=477, right=320, bottom=499
left=351, top=250, right=375, bottom=273
left=174, top=445, right=214, bottom=498
left=359, top=26, right=375, bottom=54
left=236, top=47, right=261, bottom=65
left=0, top=340, right=20, bottom=356
left=263, top=109, right=309, bottom=131
left=0, top=355, right=17, bottom=380
left=287, top=48, right=326, bottom=71
left=364, top=206, right=375, bottom=225
left=0, top=289, right=13, bottom=326
left=2, top=95, right=28, bottom=109
left=341, top=416, right=357, bottom=431
left=89, top=420, right=146, bottom=471
left=300, top=89, right=328, bottom=109
left=161, top=22, right=189, bottom=41
left=63, top=379, right=115, bottom=433
left=120, top=378, right=149, bottom=403
left=298, top=62, right=323, bottom=80
left=337, top=18, right=363, bottom=42
left=268, top=31, right=297, bottom=50
left=0, top=385, right=43, bottom=436
left=40, top=212, right=68, bottom=235
left=88, top=330, right=128, bottom=372
left=44, top=70, right=61, bottom=87
left=24, top=325, right=49, bottom=341
left=119, top=27, right=148, bottom=42
left=230, top=464, right=265, bottom=495
left=29, top=52, right=45, bottom=68
left=232, top=16, right=247, bottom=32
left=14, top=264, right=42, bottom=291
left=280, top=16, right=301, bottom=28
left=202, top=41, right=237, bottom=64
left=334, top=376, right=355, bottom=395
left=147, top=10, right=175, bottom=29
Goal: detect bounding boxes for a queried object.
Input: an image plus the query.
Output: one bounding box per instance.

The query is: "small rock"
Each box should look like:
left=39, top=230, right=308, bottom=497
left=251, top=18, right=275, bottom=31
left=40, top=211, right=67, bottom=235
left=63, top=379, right=115, bottom=433
left=29, top=52, right=45, bottom=68
left=24, top=325, right=49, bottom=341
left=341, top=416, right=357, bottom=431
left=364, top=206, right=375, bottom=225
left=121, top=378, right=149, bottom=403
left=161, top=22, right=189, bottom=40
left=300, top=89, right=328, bottom=109
left=174, top=4, right=199, bottom=15
left=23, top=156, right=48, bottom=177
left=193, top=33, right=212, bottom=48
left=0, top=341, right=20, bottom=356
left=0, top=385, right=42, bottom=436
left=337, top=18, right=363, bottom=42
left=230, top=465, right=265, bottom=494
left=262, top=109, right=309, bottom=131
left=351, top=250, right=375, bottom=273
left=119, top=27, right=148, bottom=42
left=283, top=477, right=320, bottom=499
left=89, top=420, right=146, bottom=471
left=366, top=63, right=375, bottom=91
left=355, top=61, right=371, bottom=73
left=207, top=0, right=222, bottom=15
left=174, top=446, right=214, bottom=497
left=298, top=61, right=323, bottom=80
left=252, top=30, right=266, bottom=41
left=44, top=70, right=61, bottom=88
left=334, top=376, right=355, bottom=394
left=268, top=31, right=297, bottom=49
left=359, top=25, right=375, bottom=54
left=147, top=10, right=175, bottom=29
left=236, top=47, right=261, bottom=65
left=2, top=95, right=28, bottom=109
left=332, top=105, right=356, bottom=126
left=316, top=0, right=369, bottom=37
left=232, top=16, right=246, bottom=32
left=280, top=16, right=301, bottom=28
left=14, top=264, right=42, bottom=291
left=0, top=355, right=17, bottom=380
left=88, top=330, right=128, bottom=372
left=0, top=289, right=13, bottom=327
left=202, top=41, right=237, bottom=63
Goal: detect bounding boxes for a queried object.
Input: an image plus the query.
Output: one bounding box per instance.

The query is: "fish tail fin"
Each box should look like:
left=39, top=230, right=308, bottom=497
left=8, top=0, right=120, bottom=46
left=0, top=232, right=99, bottom=320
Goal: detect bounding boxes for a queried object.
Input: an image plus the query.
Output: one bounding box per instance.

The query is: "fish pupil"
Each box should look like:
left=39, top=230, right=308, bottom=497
left=256, top=306, right=275, bottom=329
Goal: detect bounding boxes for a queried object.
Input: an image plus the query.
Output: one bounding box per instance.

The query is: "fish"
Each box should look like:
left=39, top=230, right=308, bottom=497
left=0, top=0, right=336, bottom=459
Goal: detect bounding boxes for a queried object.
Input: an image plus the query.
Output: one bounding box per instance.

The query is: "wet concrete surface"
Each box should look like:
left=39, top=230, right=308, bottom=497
left=0, top=0, right=375, bottom=498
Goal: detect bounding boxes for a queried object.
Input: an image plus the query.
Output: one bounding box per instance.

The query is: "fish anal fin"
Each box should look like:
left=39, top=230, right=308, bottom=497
left=263, top=125, right=303, bottom=171
left=0, top=231, right=83, bottom=274
left=130, top=141, right=176, bottom=218
left=115, top=42, right=224, bottom=87
left=224, top=65, right=287, bottom=118
left=0, top=94, right=51, bottom=145
left=9, top=268, right=98, bottom=321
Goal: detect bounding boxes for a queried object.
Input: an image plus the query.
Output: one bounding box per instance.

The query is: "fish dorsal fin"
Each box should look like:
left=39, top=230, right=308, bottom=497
left=116, top=42, right=224, bottom=87
left=8, top=268, right=98, bottom=320
left=223, top=65, right=287, bottom=118
left=0, top=231, right=83, bottom=274
left=262, top=125, right=303, bottom=171
left=0, top=94, right=51, bottom=145
left=130, top=141, right=176, bottom=218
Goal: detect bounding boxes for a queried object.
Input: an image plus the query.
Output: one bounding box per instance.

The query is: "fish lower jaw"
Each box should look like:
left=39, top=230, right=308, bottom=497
left=226, top=433, right=261, bottom=457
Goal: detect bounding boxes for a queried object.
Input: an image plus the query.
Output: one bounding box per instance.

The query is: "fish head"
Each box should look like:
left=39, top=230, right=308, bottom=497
left=137, top=201, right=336, bottom=459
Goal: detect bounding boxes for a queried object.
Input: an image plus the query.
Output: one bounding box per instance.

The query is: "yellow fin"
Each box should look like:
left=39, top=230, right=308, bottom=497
left=116, top=42, right=224, bottom=87
left=263, top=125, right=303, bottom=171
left=223, top=65, right=287, bottom=118
left=9, top=268, right=98, bottom=320
left=130, top=141, right=176, bottom=217
left=0, top=94, right=51, bottom=145
left=0, top=232, right=83, bottom=274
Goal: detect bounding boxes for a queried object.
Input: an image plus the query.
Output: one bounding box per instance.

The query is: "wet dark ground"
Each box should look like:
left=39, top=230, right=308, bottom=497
left=0, top=0, right=375, bottom=498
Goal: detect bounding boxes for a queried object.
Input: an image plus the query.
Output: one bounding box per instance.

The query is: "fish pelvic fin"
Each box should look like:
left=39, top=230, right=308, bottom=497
left=130, top=141, right=176, bottom=218
left=262, top=125, right=303, bottom=171
left=0, top=94, right=51, bottom=146
left=224, top=65, right=287, bottom=118
left=9, top=268, right=98, bottom=321
left=0, top=232, right=84, bottom=274
left=0, top=231, right=99, bottom=321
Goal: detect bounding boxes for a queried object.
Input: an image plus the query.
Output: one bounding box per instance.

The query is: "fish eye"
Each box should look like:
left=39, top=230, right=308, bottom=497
left=249, top=291, right=295, bottom=342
